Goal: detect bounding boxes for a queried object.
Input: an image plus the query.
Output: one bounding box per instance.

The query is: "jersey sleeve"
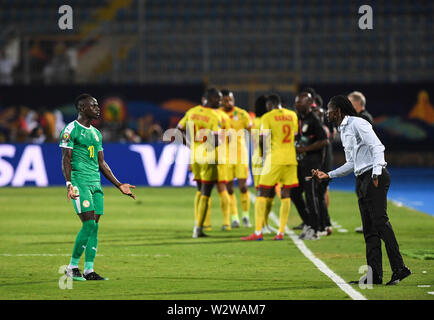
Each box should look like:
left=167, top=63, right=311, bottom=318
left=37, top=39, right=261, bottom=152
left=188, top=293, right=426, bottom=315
left=96, top=130, right=104, bottom=152
left=177, top=112, right=189, bottom=130
left=59, top=123, right=75, bottom=149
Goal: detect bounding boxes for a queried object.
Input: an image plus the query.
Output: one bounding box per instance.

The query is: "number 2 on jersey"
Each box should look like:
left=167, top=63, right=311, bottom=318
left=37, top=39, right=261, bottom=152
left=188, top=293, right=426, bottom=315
left=282, top=124, right=292, bottom=143
left=88, top=145, right=95, bottom=158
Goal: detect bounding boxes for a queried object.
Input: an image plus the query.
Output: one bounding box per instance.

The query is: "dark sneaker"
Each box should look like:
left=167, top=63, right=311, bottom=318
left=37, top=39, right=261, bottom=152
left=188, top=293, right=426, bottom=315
left=349, top=275, right=382, bottom=285
left=84, top=271, right=108, bottom=281
left=293, top=223, right=305, bottom=230
left=65, top=267, right=86, bottom=281
left=242, top=216, right=252, bottom=227
left=386, top=266, right=411, bottom=286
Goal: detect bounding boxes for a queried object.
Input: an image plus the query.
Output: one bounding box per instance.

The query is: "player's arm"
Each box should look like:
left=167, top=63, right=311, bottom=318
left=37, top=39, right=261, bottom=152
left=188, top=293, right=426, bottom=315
left=61, top=147, right=78, bottom=201
left=97, top=150, right=136, bottom=200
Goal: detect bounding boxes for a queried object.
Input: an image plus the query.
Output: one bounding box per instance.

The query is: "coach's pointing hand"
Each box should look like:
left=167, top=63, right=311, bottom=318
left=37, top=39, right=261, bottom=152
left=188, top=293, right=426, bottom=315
left=119, top=183, right=136, bottom=200
left=311, top=169, right=329, bottom=181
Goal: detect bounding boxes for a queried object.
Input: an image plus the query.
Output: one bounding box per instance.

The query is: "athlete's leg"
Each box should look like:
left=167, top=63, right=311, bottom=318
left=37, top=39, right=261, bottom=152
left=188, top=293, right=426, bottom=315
left=69, top=211, right=97, bottom=270
left=278, top=188, right=292, bottom=235
left=197, top=182, right=214, bottom=228
left=194, top=181, right=202, bottom=224
left=216, top=181, right=230, bottom=229
left=226, top=180, right=239, bottom=226
left=84, top=187, right=104, bottom=275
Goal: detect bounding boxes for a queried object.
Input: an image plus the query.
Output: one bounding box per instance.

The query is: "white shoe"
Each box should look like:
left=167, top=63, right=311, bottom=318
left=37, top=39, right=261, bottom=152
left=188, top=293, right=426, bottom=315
left=299, top=225, right=311, bottom=239
left=262, top=225, right=272, bottom=234
left=192, top=226, right=207, bottom=238
left=355, top=226, right=363, bottom=233
left=300, top=227, right=320, bottom=240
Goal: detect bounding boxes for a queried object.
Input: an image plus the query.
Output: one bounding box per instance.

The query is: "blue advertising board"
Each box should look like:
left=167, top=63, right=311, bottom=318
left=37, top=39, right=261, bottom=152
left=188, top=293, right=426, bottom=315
left=0, top=143, right=253, bottom=187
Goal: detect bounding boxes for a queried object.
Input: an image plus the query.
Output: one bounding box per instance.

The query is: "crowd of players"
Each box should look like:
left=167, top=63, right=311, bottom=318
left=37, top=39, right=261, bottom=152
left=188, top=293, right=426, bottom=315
left=177, top=87, right=373, bottom=240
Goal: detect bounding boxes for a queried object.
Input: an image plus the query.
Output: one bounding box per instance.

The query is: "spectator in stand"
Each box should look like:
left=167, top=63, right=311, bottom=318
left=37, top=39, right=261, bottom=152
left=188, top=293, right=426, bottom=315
left=29, top=126, right=46, bottom=144
left=43, top=42, right=74, bottom=84
left=121, top=128, right=142, bottom=143
left=0, top=49, right=15, bottom=85
left=138, top=114, right=163, bottom=142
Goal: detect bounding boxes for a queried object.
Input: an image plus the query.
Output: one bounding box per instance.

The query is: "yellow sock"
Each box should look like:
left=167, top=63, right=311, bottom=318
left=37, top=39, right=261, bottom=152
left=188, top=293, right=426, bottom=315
left=219, top=190, right=230, bottom=226
left=254, top=197, right=266, bottom=232
left=279, top=198, right=291, bottom=234
left=275, top=183, right=281, bottom=199
left=204, top=197, right=212, bottom=228
left=264, top=197, right=274, bottom=226
left=240, top=191, right=250, bottom=217
left=229, top=193, right=239, bottom=222
left=197, top=195, right=209, bottom=227
left=194, top=191, right=201, bottom=224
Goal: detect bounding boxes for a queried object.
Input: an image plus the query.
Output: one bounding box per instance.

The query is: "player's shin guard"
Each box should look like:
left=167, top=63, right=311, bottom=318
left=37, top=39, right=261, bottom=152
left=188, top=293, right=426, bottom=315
left=194, top=191, right=201, bottom=224
left=240, top=191, right=250, bottom=218
left=218, top=190, right=230, bottom=226
left=197, top=195, right=210, bottom=227
left=70, top=220, right=96, bottom=266
left=279, top=198, right=291, bottom=234
left=264, top=197, right=274, bottom=226
left=84, top=222, right=99, bottom=271
left=254, top=197, right=266, bottom=232
left=229, top=193, right=239, bottom=222
left=204, top=197, right=212, bottom=228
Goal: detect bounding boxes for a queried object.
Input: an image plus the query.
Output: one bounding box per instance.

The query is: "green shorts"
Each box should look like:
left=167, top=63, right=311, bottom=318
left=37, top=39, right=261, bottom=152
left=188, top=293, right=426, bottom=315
left=71, top=181, right=104, bottom=215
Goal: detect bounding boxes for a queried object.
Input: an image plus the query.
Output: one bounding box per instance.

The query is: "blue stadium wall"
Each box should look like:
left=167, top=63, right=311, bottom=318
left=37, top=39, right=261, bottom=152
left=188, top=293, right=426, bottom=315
left=0, top=143, right=254, bottom=187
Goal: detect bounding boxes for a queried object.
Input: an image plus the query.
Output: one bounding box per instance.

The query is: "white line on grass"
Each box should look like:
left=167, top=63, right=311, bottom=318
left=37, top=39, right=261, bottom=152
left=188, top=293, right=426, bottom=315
left=250, top=192, right=367, bottom=301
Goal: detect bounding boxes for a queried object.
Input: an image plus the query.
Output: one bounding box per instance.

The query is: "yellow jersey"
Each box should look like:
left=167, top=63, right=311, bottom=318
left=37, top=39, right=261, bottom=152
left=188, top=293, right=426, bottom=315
left=251, top=115, right=262, bottom=166
left=215, top=109, right=231, bottom=164
left=177, top=105, right=221, bottom=164
left=260, top=108, right=298, bottom=165
left=220, top=106, right=252, bottom=165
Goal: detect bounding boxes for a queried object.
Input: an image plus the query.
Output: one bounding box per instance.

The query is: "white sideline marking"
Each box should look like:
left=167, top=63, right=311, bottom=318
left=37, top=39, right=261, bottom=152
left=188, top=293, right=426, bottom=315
left=250, top=192, right=367, bottom=301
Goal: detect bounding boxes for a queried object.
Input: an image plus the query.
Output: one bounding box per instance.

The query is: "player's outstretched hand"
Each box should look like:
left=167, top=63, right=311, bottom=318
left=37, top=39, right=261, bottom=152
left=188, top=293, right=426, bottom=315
left=119, top=183, right=136, bottom=200
left=311, top=169, right=329, bottom=181
left=67, top=185, right=78, bottom=201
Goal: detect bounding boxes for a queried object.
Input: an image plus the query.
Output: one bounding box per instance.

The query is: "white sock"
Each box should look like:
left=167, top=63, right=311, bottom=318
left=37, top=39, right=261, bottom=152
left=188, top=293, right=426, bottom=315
left=84, top=269, right=94, bottom=275
left=67, top=264, right=78, bottom=270
left=254, top=230, right=262, bottom=236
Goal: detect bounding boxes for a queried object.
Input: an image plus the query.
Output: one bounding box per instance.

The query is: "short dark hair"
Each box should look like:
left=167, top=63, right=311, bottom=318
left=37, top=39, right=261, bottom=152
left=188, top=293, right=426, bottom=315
left=75, top=93, right=93, bottom=110
left=328, top=95, right=358, bottom=117
left=314, top=94, right=323, bottom=108
left=221, top=89, right=232, bottom=97
left=204, top=87, right=221, bottom=100
left=266, top=94, right=281, bottom=107
left=254, top=95, right=267, bottom=117
left=301, top=87, right=316, bottom=97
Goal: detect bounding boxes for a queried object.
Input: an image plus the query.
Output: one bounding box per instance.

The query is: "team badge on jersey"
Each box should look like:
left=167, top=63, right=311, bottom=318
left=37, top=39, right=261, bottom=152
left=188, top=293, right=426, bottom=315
left=62, top=132, right=70, bottom=142
left=83, top=200, right=90, bottom=208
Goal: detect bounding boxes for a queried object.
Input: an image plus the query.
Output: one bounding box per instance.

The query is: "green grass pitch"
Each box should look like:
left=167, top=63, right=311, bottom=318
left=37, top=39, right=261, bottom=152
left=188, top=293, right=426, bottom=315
left=0, top=187, right=433, bottom=300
